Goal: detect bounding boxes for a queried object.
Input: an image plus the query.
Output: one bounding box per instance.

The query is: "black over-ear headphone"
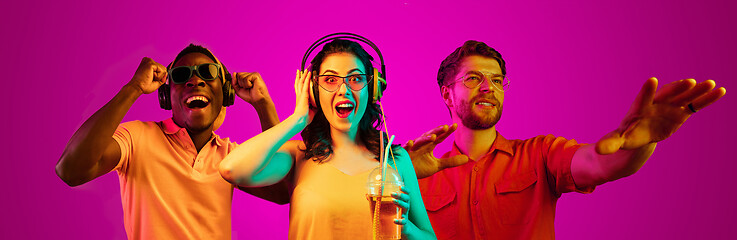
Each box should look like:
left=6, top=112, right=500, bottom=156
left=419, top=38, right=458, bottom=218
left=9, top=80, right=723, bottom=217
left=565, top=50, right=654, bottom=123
left=300, top=32, right=387, bottom=104
left=158, top=48, right=235, bottom=110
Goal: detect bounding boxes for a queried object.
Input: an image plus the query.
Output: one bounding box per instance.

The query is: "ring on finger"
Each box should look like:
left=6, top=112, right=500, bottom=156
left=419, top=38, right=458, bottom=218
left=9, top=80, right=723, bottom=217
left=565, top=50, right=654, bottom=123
left=687, top=103, right=698, bottom=113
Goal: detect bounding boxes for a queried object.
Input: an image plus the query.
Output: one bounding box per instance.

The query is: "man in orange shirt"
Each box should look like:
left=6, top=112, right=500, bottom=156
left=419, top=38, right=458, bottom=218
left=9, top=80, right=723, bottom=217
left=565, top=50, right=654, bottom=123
left=405, top=40, right=726, bottom=239
left=56, top=44, right=284, bottom=239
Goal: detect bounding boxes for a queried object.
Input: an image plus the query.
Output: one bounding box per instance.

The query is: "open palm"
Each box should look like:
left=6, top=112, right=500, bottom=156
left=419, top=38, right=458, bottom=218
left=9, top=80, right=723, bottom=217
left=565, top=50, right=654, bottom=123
left=596, top=78, right=726, bottom=154
left=404, top=124, right=469, bottom=179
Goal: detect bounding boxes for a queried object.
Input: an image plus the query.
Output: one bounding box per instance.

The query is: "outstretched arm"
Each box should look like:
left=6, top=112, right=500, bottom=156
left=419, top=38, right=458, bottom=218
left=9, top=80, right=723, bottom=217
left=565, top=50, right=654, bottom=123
left=56, top=57, right=168, bottom=186
left=232, top=72, right=279, bottom=131
left=404, top=123, right=469, bottom=179
left=219, top=70, right=315, bottom=187
left=572, top=78, right=726, bottom=187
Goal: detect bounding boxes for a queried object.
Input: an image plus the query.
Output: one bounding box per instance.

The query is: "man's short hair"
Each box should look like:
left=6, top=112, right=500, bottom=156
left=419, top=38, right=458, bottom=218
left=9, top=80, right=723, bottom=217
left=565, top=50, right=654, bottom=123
left=169, top=43, right=231, bottom=84
left=436, top=40, right=506, bottom=90
left=172, top=44, right=218, bottom=67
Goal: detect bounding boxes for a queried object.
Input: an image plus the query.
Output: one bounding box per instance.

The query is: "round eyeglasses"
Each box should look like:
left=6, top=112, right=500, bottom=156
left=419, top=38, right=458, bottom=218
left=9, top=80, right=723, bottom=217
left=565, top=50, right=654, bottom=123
left=447, top=71, right=509, bottom=91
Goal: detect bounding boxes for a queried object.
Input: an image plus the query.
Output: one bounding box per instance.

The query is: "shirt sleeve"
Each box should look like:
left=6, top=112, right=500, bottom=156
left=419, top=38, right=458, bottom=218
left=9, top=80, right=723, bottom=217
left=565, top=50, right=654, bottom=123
left=540, top=134, right=595, bottom=196
left=112, top=121, right=142, bottom=174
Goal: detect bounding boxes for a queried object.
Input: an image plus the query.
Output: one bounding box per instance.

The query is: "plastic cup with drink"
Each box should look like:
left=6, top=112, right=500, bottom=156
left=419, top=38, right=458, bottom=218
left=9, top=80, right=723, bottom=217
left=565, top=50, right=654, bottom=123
left=366, top=135, right=403, bottom=240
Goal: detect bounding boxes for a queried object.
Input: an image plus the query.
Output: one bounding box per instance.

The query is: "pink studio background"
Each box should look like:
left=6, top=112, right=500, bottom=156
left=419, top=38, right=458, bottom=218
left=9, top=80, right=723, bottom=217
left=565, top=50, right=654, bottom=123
left=3, top=0, right=735, bottom=239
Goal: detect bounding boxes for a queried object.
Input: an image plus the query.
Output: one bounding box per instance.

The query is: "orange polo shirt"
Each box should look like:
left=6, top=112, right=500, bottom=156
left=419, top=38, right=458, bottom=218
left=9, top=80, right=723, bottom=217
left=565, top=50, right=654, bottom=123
left=112, top=118, right=236, bottom=240
left=418, top=133, right=595, bottom=240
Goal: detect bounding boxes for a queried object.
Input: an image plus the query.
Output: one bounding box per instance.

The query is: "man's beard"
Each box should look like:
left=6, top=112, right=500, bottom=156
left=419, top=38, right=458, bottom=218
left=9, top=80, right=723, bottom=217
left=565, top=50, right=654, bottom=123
left=455, top=96, right=502, bottom=130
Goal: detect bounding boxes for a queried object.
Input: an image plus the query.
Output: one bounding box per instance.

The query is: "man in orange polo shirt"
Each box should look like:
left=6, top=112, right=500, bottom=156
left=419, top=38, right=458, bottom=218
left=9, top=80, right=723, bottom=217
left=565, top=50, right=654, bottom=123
left=405, top=40, right=726, bottom=239
left=56, top=44, right=284, bottom=239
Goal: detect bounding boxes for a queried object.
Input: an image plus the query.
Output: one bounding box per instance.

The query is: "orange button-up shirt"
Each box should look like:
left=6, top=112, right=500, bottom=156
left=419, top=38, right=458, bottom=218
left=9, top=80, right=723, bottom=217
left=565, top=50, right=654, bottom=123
left=418, top=133, right=594, bottom=240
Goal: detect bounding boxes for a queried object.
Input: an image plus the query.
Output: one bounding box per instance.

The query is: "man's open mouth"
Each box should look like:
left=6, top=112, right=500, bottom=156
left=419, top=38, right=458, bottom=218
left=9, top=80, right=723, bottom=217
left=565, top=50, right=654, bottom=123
left=185, top=96, right=210, bottom=109
left=475, top=98, right=496, bottom=108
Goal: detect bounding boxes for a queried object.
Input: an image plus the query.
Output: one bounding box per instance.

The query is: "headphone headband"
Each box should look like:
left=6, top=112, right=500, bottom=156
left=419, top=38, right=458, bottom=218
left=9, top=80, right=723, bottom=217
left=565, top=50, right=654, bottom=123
left=300, top=32, right=386, bottom=80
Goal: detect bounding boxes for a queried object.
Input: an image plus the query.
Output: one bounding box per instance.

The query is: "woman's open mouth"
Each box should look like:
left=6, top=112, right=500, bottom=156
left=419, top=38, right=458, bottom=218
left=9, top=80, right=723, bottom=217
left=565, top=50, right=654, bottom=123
left=334, top=100, right=355, bottom=118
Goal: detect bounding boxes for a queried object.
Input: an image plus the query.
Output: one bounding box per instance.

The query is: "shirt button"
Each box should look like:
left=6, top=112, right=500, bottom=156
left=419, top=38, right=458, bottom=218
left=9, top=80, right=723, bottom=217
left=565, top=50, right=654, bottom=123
left=473, top=167, right=479, bottom=171
left=473, top=200, right=479, bottom=205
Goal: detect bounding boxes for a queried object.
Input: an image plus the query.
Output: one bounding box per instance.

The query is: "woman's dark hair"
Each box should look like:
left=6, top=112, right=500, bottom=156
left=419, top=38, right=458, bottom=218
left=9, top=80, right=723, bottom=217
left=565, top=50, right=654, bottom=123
left=301, top=39, right=397, bottom=163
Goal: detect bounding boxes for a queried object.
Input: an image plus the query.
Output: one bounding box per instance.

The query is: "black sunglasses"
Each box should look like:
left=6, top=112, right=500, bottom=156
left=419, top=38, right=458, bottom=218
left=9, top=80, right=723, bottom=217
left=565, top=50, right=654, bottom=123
left=168, top=63, right=221, bottom=84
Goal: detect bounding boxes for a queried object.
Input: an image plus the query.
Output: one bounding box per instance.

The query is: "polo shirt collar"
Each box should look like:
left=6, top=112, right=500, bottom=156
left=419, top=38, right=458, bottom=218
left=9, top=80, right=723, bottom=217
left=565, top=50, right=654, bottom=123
left=450, top=131, right=514, bottom=157
left=161, top=118, right=224, bottom=147
left=162, top=118, right=184, bottom=135
left=212, top=133, right=224, bottom=147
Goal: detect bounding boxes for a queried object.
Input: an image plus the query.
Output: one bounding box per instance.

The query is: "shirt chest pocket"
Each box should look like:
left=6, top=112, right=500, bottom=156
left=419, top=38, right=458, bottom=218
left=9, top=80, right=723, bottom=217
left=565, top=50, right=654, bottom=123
left=423, top=187, right=458, bottom=239
left=495, top=170, right=538, bottom=225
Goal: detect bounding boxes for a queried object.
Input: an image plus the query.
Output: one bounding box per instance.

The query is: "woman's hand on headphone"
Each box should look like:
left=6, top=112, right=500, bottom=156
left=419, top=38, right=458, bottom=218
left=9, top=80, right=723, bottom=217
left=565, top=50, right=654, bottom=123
left=127, top=57, right=167, bottom=95
left=294, top=70, right=315, bottom=125
left=233, top=72, right=272, bottom=105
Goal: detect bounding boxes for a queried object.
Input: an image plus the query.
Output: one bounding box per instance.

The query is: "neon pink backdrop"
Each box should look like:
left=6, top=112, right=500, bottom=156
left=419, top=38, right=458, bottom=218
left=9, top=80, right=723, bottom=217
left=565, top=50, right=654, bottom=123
left=3, top=0, right=735, bottom=239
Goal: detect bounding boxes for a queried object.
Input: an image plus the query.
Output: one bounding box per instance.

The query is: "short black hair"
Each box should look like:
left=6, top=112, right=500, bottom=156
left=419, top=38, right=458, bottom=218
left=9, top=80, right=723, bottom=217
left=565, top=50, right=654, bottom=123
left=170, top=43, right=231, bottom=83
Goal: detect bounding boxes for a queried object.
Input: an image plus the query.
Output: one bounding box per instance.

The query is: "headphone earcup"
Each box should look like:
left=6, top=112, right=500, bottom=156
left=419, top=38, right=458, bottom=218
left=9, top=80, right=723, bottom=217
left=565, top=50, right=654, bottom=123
left=372, top=68, right=387, bottom=102
left=222, top=73, right=235, bottom=107
left=310, top=71, right=319, bottom=108
left=158, top=83, right=171, bottom=110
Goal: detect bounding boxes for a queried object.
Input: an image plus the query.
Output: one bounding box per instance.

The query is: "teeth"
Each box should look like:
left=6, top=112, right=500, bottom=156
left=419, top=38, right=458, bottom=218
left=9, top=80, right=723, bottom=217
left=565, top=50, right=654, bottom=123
left=477, top=102, right=493, bottom=106
left=186, top=96, right=209, bottom=104
left=337, top=103, right=354, bottom=108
